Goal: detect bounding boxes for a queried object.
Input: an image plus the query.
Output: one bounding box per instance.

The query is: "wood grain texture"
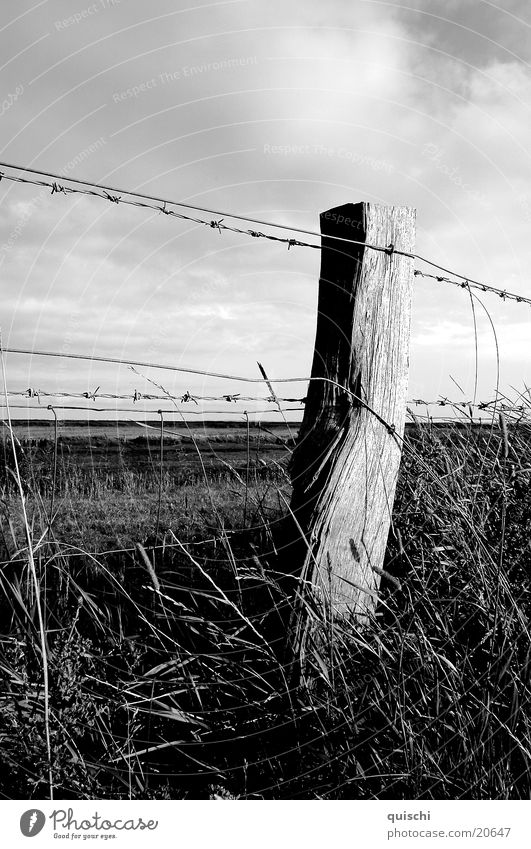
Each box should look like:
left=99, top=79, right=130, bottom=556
left=290, top=202, right=416, bottom=619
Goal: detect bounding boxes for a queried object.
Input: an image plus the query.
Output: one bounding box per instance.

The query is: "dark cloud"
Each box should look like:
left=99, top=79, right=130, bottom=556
left=389, top=0, right=531, bottom=66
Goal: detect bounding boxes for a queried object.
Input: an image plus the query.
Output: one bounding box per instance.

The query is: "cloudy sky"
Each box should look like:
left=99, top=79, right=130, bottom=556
left=1, top=0, right=530, bottom=420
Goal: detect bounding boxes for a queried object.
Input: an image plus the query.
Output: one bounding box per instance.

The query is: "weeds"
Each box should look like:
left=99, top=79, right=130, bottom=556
left=0, top=416, right=529, bottom=799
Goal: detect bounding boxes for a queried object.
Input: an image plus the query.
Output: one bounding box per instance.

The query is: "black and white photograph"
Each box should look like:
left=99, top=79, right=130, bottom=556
left=0, top=0, right=530, bottom=838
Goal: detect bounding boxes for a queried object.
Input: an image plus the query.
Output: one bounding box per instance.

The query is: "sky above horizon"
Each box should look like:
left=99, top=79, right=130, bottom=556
left=1, top=0, right=530, bottom=421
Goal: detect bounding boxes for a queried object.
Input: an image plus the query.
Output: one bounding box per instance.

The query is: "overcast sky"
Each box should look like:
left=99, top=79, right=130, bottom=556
left=1, top=0, right=530, bottom=420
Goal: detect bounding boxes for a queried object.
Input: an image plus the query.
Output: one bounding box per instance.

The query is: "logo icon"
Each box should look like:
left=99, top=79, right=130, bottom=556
left=20, top=810, right=46, bottom=837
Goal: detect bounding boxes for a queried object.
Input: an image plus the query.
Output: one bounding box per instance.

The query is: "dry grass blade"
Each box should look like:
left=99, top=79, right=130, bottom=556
left=1, top=338, right=54, bottom=799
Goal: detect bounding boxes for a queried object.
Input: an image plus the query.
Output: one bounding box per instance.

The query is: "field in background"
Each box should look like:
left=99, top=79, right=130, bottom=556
left=1, top=420, right=292, bottom=550
left=0, top=417, right=530, bottom=799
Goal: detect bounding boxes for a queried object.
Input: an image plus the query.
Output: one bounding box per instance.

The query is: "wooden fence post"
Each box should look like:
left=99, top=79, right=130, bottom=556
left=290, top=201, right=416, bottom=623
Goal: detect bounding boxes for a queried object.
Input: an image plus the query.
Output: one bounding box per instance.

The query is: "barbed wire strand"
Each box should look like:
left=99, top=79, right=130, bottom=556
left=0, top=170, right=319, bottom=251
left=4, top=388, right=307, bottom=404
left=3, top=387, right=530, bottom=413
left=1, top=163, right=530, bottom=307
left=413, top=269, right=530, bottom=305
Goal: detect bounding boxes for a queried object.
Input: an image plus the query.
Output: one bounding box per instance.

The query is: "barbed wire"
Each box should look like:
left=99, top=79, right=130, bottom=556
left=4, top=388, right=307, bottom=404
left=5, top=348, right=530, bottom=419
left=1, top=162, right=531, bottom=308
left=3, top=387, right=531, bottom=414
left=0, top=347, right=441, bottom=438
left=408, top=398, right=530, bottom=411
left=0, top=161, right=403, bottom=252
left=0, top=170, right=318, bottom=252
left=413, top=269, right=531, bottom=305
left=406, top=410, right=531, bottom=424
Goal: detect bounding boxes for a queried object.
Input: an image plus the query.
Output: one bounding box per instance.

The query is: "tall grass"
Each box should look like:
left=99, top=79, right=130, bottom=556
left=0, top=415, right=529, bottom=799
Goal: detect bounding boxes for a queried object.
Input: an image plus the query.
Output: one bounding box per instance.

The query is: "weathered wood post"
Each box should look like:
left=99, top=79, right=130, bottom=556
left=290, top=202, right=415, bottom=624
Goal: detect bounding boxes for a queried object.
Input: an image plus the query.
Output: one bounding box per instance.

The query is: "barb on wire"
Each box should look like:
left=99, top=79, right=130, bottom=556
left=1, top=161, right=531, bottom=307
left=81, top=386, right=100, bottom=401
left=180, top=391, right=198, bottom=405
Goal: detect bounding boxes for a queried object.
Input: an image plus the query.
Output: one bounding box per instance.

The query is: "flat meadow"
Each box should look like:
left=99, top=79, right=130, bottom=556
left=0, top=416, right=530, bottom=799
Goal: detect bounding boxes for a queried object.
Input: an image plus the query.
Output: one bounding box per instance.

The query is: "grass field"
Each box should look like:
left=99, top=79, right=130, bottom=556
left=0, top=417, right=530, bottom=799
